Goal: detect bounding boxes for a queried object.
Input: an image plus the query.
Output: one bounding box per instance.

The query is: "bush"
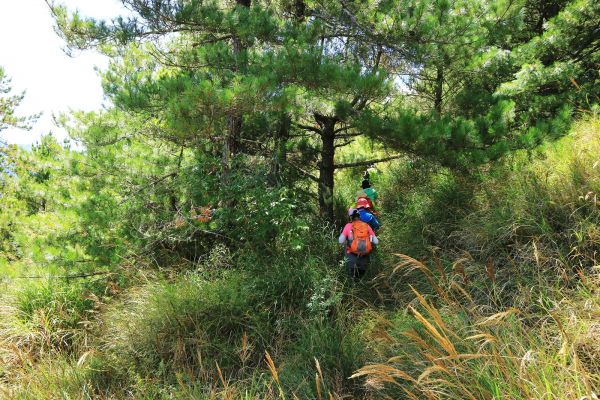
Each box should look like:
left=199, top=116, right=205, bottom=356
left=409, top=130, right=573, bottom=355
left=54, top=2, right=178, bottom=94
left=80, top=235, right=343, bottom=393
left=96, top=273, right=259, bottom=384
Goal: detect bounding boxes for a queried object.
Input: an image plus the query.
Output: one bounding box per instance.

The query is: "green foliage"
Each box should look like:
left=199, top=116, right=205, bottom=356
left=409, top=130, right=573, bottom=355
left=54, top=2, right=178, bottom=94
left=55, top=233, right=348, bottom=396
left=1, top=1, right=599, bottom=398
left=354, top=275, right=599, bottom=399
left=376, top=160, right=475, bottom=259
left=278, top=316, right=365, bottom=397
left=0, top=66, right=38, bottom=139
left=376, top=115, right=599, bottom=311
left=499, top=0, right=600, bottom=123
left=98, top=273, right=257, bottom=381
left=459, top=117, right=600, bottom=285
left=357, top=103, right=549, bottom=169
left=44, top=0, right=598, bottom=227
left=1, top=136, right=92, bottom=268
left=348, top=119, right=600, bottom=400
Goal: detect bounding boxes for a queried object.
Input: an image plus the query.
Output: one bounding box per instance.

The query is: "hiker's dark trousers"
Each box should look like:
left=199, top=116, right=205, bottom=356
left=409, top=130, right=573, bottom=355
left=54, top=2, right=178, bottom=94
left=346, top=253, right=370, bottom=279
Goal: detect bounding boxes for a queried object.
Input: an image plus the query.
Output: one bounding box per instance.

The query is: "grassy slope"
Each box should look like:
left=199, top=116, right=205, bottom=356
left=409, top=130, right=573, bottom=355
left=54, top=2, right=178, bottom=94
left=1, top=117, right=598, bottom=399
left=355, top=116, right=600, bottom=399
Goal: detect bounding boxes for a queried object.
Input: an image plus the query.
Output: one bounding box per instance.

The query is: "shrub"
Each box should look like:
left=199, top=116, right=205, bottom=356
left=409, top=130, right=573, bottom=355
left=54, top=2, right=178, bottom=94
left=96, top=273, right=259, bottom=384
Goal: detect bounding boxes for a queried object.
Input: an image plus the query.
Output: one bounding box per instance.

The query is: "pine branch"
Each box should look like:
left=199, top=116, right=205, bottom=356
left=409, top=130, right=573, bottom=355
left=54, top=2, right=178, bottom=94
left=118, top=171, right=178, bottom=205
left=334, top=132, right=361, bottom=138
left=334, top=140, right=355, bottom=148
left=286, top=160, right=319, bottom=182
left=293, top=122, right=322, bottom=134
left=288, top=132, right=312, bottom=138
left=334, top=125, right=356, bottom=134
left=334, top=154, right=404, bottom=169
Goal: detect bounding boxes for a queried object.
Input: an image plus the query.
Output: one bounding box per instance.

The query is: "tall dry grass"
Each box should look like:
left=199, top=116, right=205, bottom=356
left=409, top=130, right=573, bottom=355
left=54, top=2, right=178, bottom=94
left=353, top=254, right=600, bottom=399
left=354, top=117, right=600, bottom=398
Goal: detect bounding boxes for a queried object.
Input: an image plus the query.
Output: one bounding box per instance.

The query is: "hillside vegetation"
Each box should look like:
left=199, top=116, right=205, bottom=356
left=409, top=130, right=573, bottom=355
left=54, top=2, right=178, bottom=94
left=1, top=0, right=599, bottom=398
left=1, top=116, right=598, bottom=399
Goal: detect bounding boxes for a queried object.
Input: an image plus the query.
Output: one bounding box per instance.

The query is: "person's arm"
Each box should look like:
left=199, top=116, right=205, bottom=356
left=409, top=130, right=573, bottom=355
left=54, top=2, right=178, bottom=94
left=367, top=226, right=379, bottom=244
left=339, top=224, right=353, bottom=246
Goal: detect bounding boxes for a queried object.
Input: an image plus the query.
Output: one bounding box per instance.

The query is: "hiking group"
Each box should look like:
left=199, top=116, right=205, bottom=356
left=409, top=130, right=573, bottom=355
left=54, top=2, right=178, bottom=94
left=338, top=172, right=381, bottom=279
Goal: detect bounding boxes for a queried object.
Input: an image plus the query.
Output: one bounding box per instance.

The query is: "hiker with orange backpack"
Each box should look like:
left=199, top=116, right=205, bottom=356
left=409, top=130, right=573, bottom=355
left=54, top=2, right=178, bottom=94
left=339, top=208, right=379, bottom=279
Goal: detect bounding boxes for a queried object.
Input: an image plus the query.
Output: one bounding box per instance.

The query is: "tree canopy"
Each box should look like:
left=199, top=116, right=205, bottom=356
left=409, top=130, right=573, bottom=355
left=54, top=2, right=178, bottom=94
left=43, top=0, right=599, bottom=220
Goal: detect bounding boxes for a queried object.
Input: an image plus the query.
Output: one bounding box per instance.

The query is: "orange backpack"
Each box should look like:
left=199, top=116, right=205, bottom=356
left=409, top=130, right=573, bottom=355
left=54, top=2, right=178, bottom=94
left=349, top=220, right=372, bottom=256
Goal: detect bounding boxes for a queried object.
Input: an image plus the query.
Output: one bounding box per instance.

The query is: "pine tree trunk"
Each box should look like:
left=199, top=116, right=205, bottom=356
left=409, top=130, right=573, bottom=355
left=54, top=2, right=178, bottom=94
left=222, top=112, right=242, bottom=180
left=268, top=113, right=290, bottom=187
left=294, top=0, right=306, bottom=21
left=318, top=117, right=336, bottom=222
left=434, top=64, right=443, bottom=115
left=222, top=0, right=251, bottom=181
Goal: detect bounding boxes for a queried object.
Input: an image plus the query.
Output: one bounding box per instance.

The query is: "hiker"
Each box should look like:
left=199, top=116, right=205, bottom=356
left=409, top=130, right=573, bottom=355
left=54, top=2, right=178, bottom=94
left=357, top=178, right=379, bottom=215
left=356, top=197, right=381, bottom=231
left=361, top=179, right=378, bottom=205
left=339, top=208, right=379, bottom=279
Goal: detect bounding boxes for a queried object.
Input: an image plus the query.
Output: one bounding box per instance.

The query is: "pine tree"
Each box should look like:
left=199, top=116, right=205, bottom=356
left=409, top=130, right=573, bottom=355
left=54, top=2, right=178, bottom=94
left=45, top=0, right=599, bottom=219
left=345, top=0, right=597, bottom=170
left=46, top=0, right=397, bottom=220
left=498, top=0, right=600, bottom=130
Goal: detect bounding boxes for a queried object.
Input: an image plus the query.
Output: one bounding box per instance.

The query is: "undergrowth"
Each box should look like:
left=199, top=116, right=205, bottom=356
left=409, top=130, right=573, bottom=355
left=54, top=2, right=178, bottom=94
left=1, top=117, right=598, bottom=399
